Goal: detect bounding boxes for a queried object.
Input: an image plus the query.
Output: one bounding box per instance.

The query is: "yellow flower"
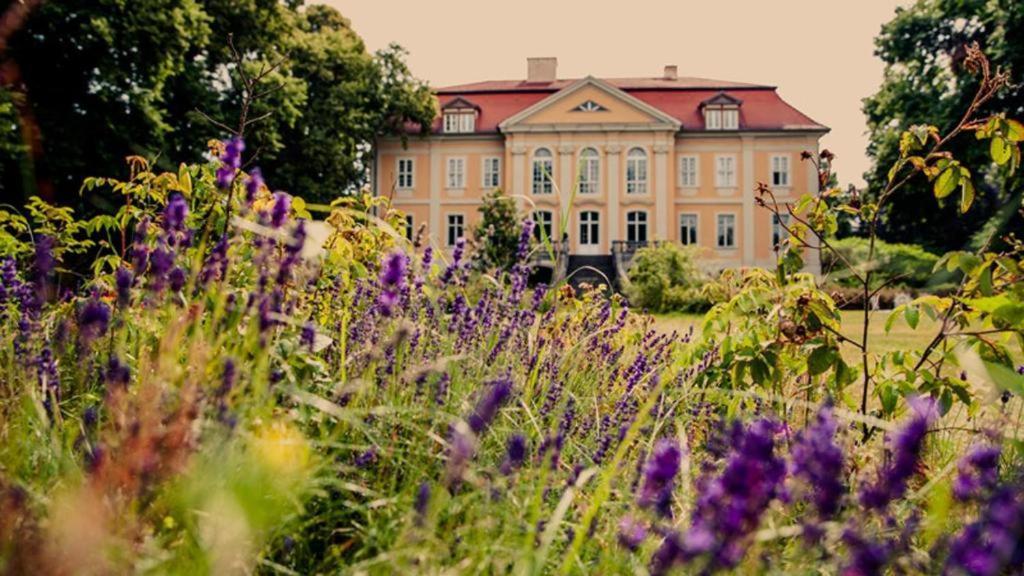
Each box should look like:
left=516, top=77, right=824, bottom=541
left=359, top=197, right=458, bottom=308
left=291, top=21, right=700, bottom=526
left=252, top=420, right=311, bottom=478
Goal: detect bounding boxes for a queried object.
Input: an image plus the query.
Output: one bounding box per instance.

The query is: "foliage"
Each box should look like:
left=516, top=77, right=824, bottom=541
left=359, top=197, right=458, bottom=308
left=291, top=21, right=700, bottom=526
left=822, top=236, right=941, bottom=289
left=623, top=243, right=711, bottom=313
left=863, top=0, right=1024, bottom=251
left=1, top=1, right=435, bottom=209
left=473, top=188, right=523, bottom=271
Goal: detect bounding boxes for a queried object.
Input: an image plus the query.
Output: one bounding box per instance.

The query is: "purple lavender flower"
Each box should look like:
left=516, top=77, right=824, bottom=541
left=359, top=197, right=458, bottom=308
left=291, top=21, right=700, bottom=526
left=859, top=397, right=936, bottom=510
left=164, top=193, right=189, bottom=232
left=415, top=481, right=431, bottom=525
left=37, top=347, right=60, bottom=418
left=270, top=192, right=291, bottom=228
left=789, top=403, right=845, bottom=520
left=245, top=167, right=264, bottom=203
left=440, top=238, right=466, bottom=286
left=355, top=447, right=378, bottom=468
left=842, top=527, right=891, bottom=576
left=217, top=137, right=244, bottom=189
left=952, top=444, right=1001, bottom=501
left=34, top=234, right=55, bottom=290
left=168, top=267, right=186, bottom=292
left=618, top=515, right=648, bottom=551
left=650, top=530, right=684, bottom=576
left=377, top=250, right=408, bottom=317
left=516, top=219, right=535, bottom=263
left=104, top=355, right=130, bottom=389
left=301, top=322, right=316, bottom=351
left=200, top=235, right=229, bottom=285
left=500, top=433, right=527, bottom=475
left=78, top=294, right=111, bottom=343
left=943, top=486, right=1024, bottom=576
left=639, top=438, right=682, bottom=517
left=467, top=376, right=513, bottom=434
left=114, top=267, right=133, bottom=306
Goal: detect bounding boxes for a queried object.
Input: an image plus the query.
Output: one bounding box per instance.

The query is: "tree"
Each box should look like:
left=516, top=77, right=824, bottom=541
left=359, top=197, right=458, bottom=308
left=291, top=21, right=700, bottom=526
left=863, top=0, right=1024, bottom=252
left=0, top=1, right=435, bottom=210
left=473, top=188, right=522, bottom=271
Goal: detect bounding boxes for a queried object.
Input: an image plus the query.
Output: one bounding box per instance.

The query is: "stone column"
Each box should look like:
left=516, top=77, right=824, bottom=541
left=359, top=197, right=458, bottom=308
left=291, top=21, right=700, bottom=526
left=511, top=144, right=528, bottom=213
left=741, top=135, right=755, bottom=266
left=558, top=145, right=574, bottom=241
left=653, top=143, right=670, bottom=240
left=605, top=144, right=622, bottom=250
left=429, top=140, right=441, bottom=245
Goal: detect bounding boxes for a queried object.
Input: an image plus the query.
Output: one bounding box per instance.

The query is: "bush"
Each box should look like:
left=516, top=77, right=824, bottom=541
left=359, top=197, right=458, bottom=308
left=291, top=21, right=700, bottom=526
left=823, top=237, right=940, bottom=289
left=623, top=243, right=710, bottom=313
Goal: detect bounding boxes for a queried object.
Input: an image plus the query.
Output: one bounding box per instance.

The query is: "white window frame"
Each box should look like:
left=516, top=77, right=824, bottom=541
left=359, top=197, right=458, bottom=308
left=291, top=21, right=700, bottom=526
left=446, top=157, right=466, bottom=190
left=715, top=155, right=737, bottom=188
left=443, top=111, right=475, bottom=134
left=716, top=213, right=736, bottom=249
left=397, top=157, right=415, bottom=190
left=482, top=156, right=501, bottom=189
left=705, top=108, right=722, bottom=130
left=579, top=210, right=600, bottom=246
left=532, top=210, right=554, bottom=241
left=446, top=213, right=465, bottom=247
left=626, top=147, right=648, bottom=195
left=679, top=213, right=698, bottom=246
left=771, top=154, right=791, bottom=188
left=679, top=155, right=699, bottom=188
left=578, top=147, right=600, bottom=195
left=772, top=213, right=791, bottom=248
left=722, top=108, right=739, bottom=130
left=532, top=148, right=554, bottom=195
left=626, top=210, right=648, bottom=243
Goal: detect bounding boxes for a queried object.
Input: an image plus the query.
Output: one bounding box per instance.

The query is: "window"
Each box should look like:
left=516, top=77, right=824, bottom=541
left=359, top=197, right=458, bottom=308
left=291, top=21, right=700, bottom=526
left=532, top=148, right=554, bottom=195
left=705, top=109, right=722, bottom=130
left=578, top=147, right=600, bottom=194
left=716, top=214, right=736, bottom=248
left=482, top=157, right=501, bottom=188
left=446, top=157, right=465, bottom=189
left=772, top=214, right=791, bottom=248
left=397, top=158, right=414, bottom=189
left=679, top=214, right=698, bottom=245
left=722, top=109, right=739, bottom=130
left=626, top=211, right=648, bottom=243
left=573, top=100, right=607, bottom=112
left=771, top=155, right=790, bottom=187
left=579, top=211, right=599, bottom=246
left=715, top=156, right=736, bottom=188
left=679, top=155, right=699, bottom=187
left=446, top=214, right=464, bottom=247
left=626, top=148, right=648, bottom=194
left=532, top=210, right=553, bottom=242
left=404, top=214, right=414, bottom=241
left=443, top=112, right=475, bottom=133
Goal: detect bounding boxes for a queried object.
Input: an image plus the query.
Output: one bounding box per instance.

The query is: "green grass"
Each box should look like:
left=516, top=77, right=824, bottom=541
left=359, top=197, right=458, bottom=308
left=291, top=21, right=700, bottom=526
left=652, top=309, right=940, bottom=362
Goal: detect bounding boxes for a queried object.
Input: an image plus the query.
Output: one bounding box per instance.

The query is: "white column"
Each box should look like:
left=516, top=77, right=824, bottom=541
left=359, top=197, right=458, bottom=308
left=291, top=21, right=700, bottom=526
left=606, top=144, right=622, bottom=249
left=511, top=144, right=528, bottom=217
left=558, top=144, right=574, bottom=206
left=653, top=143, right=670, bottom=240
left=429, top=141, right=441, bottom=245
left=741, top=135, right=755, bottom=266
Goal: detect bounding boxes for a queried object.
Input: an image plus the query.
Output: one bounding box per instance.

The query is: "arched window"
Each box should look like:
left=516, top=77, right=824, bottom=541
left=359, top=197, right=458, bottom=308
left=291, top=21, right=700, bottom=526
left=532, top=210, right=554, bottom=242
left=578, top=148, right=600, bottom=194
left=532, top=148, right=554, bottom=195
left=626, top=148, right=648, bottom=194
left=626, top=211, right=648, bottom=244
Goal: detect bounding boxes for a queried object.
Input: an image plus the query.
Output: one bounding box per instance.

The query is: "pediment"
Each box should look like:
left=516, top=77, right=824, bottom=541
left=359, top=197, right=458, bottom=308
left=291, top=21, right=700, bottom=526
left=499, top=77, right=681, bottom=132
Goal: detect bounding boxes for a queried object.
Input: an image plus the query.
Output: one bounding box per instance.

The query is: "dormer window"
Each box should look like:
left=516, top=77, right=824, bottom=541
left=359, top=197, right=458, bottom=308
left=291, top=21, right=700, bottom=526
left=700, top=92, right=742, bottom=131
left=443, top=112, right=475, bottom=133
left=441, top=97, right=480, bottom=134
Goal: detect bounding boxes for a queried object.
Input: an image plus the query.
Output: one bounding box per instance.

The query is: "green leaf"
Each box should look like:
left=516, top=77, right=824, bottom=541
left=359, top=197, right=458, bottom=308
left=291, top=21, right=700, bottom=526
left=960, top=177, right=975, bottom=212
left=885, top=305, right=903, bottom=333
left=933, top=166, right=959, bottom=199
left=991, top=136, right=1012, bottom=165
left=1006, top=118, right=1024, bottom=142
left=807, top=346, right=835, bottom=376
left=904, top=305, right=920, bottom=330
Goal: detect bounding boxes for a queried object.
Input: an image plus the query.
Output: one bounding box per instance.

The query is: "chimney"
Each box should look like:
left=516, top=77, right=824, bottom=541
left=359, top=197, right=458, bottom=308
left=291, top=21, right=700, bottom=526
left=527, top=57, right=558, bottom=83
left=663, top=65, right=678, bottom=80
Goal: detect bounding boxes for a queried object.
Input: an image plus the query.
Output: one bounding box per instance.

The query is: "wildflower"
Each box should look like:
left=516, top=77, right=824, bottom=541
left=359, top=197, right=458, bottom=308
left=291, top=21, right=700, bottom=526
left=638, top=438, right=682, bottom=518
left=78, top=293, right=111, bottom=343
left=200, top=235, right=229, bottom=285
left=217, top=136, right=245, bottom=189
left=650, top=530, right=685, bottom=576
left=355, top=447, right=377, bottom=468
left=246, top=167, right=264, bottom=203
left=842, top=527, right=891, bottom=576
left=468, top=376, right=513, bottom=434
left=500, top=434, right=527, bottom=475
left=163, top=193, right=189, bottom=233
left=168, top=267, right=186, bottom=292
left=34, top=234, right=55, bottom=292
left=789, top=402, right=845, bottom=520
left=440, top=238, right=466, bottom=285
left=301, top=322, right=316, bottom=351
left=37, top=347, right=60, bottom=417
left=270, top=192, right=291, bottom=228
left=434, top=372, right=450, bottom=406
left=859, top=397, right=936, bottom=510
left=618, top=515, right=648, bottom=551
left=415, top=481, right=431, bottom=525
left=377, top=250, right=408, bottom=317
left=114, top=267, right=133, bottom=306
left=952, top=444, right=1001, bottom=501
left=943, top=486, right=1024, bottom=575
left=104, top=355, right=130, bottom=389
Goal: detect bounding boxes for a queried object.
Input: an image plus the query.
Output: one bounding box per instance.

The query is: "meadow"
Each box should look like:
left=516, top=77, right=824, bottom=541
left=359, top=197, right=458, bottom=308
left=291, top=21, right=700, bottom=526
left=1, top=46, right=1023, bottom=576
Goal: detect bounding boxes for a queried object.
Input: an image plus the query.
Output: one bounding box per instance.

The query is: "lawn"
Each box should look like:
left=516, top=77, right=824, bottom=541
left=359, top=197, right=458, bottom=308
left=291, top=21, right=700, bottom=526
left=652, top=309, right=940, bottom=362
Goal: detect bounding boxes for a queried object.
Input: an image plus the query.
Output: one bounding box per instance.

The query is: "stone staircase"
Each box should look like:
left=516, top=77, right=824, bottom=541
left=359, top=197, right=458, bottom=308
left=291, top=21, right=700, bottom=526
left=566, top=255, right=616, bottom=292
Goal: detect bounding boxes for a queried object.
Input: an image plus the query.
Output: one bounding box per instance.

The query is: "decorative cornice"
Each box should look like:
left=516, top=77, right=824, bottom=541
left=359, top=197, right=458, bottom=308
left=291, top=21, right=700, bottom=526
left=558, top=145, right=575, bottom=155
left=510, top=145, right=528, bottom=155
left=605, top=144, right=623, bottom=155
left=653, top=144, right=671, bottom=154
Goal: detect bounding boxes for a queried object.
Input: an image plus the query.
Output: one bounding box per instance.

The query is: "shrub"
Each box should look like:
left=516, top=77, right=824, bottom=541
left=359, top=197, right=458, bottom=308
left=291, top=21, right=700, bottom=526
left=623, top=243, right=710, bottom=313
left=823, top=237, right=941, bottom=288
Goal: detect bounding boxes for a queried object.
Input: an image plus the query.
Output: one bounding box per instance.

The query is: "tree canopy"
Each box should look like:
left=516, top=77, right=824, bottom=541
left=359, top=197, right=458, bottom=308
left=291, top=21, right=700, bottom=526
left=0, top=0, right=436, bottom=208
left=863, top=0, right=1023, bottom=252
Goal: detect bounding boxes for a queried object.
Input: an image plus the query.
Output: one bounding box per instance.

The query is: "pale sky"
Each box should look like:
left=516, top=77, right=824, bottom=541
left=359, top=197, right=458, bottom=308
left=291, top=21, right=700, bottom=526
left=326, top=0, right=914, bottom=187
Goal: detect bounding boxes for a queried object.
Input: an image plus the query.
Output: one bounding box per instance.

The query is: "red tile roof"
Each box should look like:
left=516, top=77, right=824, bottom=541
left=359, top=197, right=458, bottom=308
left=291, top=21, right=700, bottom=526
left=421, top=76, right=827, bottom=134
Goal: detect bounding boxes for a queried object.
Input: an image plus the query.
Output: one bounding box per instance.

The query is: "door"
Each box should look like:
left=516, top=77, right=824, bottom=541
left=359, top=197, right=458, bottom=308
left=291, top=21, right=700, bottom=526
left=577, top=210, right=600, bottom=255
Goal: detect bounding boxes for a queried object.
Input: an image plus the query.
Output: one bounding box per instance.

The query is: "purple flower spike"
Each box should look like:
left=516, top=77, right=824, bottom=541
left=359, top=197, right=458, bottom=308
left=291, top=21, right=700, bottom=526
left=78, top=293, right=111, bottom=343
left=789, top=402, right=845, bottom=520
left=245, top=167, right=264, bottom=203
left=638, top=438, right=682, bottom=517
left=952, top=444, right=1001, bottom=501
left=415, top=481, right=431, bottom=524
left=34, top=234, right=56, bottom=285
left=377, top=250, right=408, bottom=317
left=500, top=433, right=527, bottom=475
left=164, top=193, right=189, bottom=232
left=467, top=376, right=512, bottom=434
left=859, top=397, right=936, bottom=510
left=617, top=515, right=648, bottom=551
left=270, top=192, right=291, bottom=228
left=114, top=267, right=133, bottom=306
left=216, top=136, right=245, bottom=189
